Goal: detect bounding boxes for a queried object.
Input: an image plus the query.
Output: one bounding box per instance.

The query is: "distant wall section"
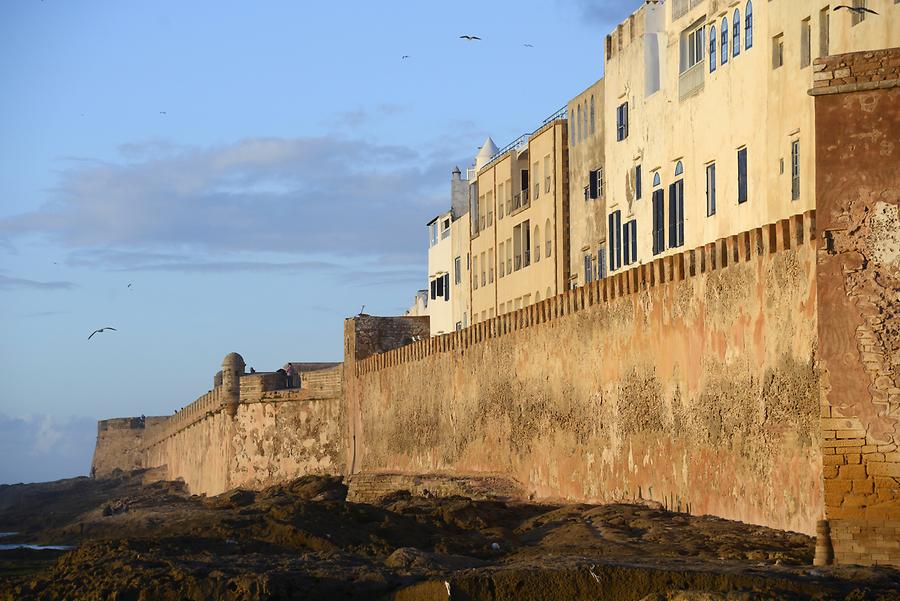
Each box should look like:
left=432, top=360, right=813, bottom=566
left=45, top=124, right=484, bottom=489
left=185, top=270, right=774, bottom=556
left=91, top=416, right=168, bottom=478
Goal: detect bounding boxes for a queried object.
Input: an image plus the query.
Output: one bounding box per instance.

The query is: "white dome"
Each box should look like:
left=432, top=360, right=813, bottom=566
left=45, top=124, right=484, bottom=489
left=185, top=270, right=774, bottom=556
left=474, top=137, right=498, bottom=171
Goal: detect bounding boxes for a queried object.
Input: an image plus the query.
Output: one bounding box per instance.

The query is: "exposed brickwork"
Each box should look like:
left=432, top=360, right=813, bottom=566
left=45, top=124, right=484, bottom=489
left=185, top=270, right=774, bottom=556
left=811, top=47, right=900, bottom=95
left=350, top=315, right=430, bottom=361
left=815, top=49, right=900, bottom=566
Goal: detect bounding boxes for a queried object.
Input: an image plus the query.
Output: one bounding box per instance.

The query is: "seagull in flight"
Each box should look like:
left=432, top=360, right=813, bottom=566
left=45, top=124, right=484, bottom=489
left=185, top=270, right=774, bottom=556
left=524, top=43, right=534, bottom=48
left=459, top=35, right=481, bottom=41
left=159, top=111, right=167, bottom=115
left=88, top=327, right=117, bottom=340
left=127, top=283, right=133, bottom=288
left=401, top=55, right=410, bottom=59
left=833, top=5, right=878, bottom=15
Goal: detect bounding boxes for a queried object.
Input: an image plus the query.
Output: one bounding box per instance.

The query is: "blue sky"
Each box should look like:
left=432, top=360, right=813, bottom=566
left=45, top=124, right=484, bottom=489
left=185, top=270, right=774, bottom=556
left=0, top=0, right=634, bottom=484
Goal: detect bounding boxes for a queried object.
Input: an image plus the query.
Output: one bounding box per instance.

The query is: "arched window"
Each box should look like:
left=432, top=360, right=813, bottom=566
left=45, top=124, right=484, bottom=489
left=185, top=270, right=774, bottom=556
left=590, top=96, right=596, bottom=135
left=653, top=171, right=661, bottom=187
left=577, top=105, right=583, bottom=144
left=545, top=218, right=552, bottom=258
left=721, top=17, right=728, bottom=65
left=709, top=25, right=717, bottom=72
left=535, top=291, right=541, bottom=303
left=569, top=109, right=576, bottom=146
left=534, top=225, right=541, bottom=262
left=675, top=161, right=684, bottom=176
left=745, top=1, right=753, bottom=49
left=732, top=9, right=741, bottom=57
left=546, top=287, right=552, bottom=299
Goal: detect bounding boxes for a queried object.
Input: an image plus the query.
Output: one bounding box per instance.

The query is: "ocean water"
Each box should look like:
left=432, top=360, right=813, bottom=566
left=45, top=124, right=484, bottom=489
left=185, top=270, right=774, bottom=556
left=0, top=544, right=73, bottom=551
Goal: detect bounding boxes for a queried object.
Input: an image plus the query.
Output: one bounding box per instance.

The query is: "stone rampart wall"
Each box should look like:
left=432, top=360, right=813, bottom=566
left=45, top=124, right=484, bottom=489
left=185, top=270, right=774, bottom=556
left=346, top=211, right=822, bottom=535
left=91, top=416, right=168, bottom=478
left=814, top=49, right=900, bottom=566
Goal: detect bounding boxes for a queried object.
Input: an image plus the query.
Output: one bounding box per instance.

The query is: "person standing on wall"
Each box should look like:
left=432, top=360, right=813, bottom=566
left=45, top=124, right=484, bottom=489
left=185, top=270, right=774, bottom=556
left=285, top=363, right=295, bottom=388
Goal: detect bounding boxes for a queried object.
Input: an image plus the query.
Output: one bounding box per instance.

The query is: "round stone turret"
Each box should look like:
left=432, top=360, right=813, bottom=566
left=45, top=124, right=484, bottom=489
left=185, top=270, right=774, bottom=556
left=221, top=352, right=245, bottom=413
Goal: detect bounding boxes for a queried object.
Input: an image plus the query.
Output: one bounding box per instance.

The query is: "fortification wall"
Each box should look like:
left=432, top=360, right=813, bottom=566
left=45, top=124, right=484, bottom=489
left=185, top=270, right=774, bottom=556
left=91, top=416, right=168, bottom=478
left=142, top=365, right=345, bottom=496
left=346, top=212, right=822, bottom=534
left=814, top=49, right=900, bottom=566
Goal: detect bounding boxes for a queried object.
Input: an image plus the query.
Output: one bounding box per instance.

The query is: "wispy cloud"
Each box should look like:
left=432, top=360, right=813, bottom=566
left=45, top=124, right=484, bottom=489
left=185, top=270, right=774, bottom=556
left=0, top=136, right=450, bottom=267
left=565, top=0, right=637, bottom=25
left=0, top=414, right=97, bottom=484
left=0, top=274, right=76, bottom=291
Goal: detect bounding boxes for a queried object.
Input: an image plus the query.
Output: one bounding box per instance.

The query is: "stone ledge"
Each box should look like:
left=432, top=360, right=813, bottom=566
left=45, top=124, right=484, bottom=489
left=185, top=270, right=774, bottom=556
left=809, top=78, right=900, bottom=96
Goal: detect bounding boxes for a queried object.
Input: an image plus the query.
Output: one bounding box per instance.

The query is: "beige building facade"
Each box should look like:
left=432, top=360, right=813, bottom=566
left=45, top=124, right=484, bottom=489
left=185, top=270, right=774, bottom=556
left=567, top=78, right=607, bottom=288
left=601, top=0, right=899, bottom=275
left=469, top=115, right=570, bottom=323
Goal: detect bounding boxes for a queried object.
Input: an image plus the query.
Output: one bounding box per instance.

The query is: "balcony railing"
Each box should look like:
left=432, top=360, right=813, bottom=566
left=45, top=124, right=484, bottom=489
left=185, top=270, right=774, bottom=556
left=679, top=59, right=705, bottom=100
left=673, top=0, right=704, bottom=20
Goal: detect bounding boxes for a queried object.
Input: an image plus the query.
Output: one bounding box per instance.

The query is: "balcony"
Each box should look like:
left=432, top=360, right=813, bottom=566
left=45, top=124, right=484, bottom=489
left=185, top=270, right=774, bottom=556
left=679, top=59, right=705, bottom=101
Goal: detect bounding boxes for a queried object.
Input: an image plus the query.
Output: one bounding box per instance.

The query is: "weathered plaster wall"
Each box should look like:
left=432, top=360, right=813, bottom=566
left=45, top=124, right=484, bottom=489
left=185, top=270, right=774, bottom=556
left=814, top=49, right=900, bottom=566
left=91, top=416, right=168, bottom=478
left=346, top=212, right=821, bottom=535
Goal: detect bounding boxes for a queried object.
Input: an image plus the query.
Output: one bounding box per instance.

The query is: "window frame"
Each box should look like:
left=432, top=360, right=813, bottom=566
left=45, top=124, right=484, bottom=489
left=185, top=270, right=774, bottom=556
left=737, top=147, right=749, bottom=204
left=709, top=24, right=717, bottom=72
left=616, top=102, right=629, bottom=141
left=732, top=9, right=741, bottom=57
left=706, top=162, right=717, bottom=217
left=721, top=17, right=729, bottom=65
left=745, top=1, right=753, bottom=49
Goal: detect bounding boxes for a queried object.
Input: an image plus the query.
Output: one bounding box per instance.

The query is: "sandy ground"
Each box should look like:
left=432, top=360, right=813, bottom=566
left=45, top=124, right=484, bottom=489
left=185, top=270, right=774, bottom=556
left=0, top=472, right=898, bottom=600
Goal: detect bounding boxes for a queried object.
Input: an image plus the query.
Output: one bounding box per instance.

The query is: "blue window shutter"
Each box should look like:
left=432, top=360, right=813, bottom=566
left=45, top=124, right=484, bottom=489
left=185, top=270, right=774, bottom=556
left=589, top=170, right=598, bottom=199
left=677, top=180, right=685, bottom=247
left=444, top=274, right=450, bottom=301
left=631, top=221, right=638, bottom=261
left=608, top=213, right=615, bottom=271
left=668, top=184, right=677, bottom=249
left=623, top=220, right=630, bottom=265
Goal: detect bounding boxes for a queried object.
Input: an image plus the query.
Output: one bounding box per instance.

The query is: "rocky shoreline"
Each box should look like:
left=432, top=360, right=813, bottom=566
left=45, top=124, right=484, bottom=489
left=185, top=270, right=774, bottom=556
left=1, top=472, right=898, bottom=600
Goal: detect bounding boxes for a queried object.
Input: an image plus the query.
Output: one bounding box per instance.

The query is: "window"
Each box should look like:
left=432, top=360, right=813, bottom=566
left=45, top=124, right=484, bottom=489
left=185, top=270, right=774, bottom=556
left=745, top=1, right=753, bottom=49
left=455, top=322, right=462, bottom=332
left=514, top=224, right=523, bottom=270
left=471, top=195, right=480, bottom=235
left=430, top=278, right=436, bottom=299
left=590, top=95, right=596, bottom=134
left=488, top=248, right=494, bottom=283
left=608, top=210, right=623, bottom=271
left=454, top=256, right=462, bottom=285
left=772, top=34, right=784, bottom=69
left=523, top=220, right=531, bottom=267
left=507, top=238, right=512, bottom=273
left=498, top=183, right=505, bottom=219
left=597, top=247, right=607, bottom=280
left=852, top=0, right=867, bottom=25
left=443, top=273, right=450, bottom=301
left=668, top=163, right=685, bottom=249
left=589, top=169, right=603, bottom=199
left=533, top=161, right=540, bottom=200
left=652, top=188, right=665, bottom=255
left=680, top=21, right=706, bottom=72
left=480, top=252, right=486, bottom=286
left=737, top=147, right=749, bottom=204
left=498, top=242, right=505, bottom=277
left=534, top=225, right=541, bottom=262
left=721, top=17, right=729, bottom=65
left=584, top=255, right=594, bottom=284
left=544, top=155, right=551, bottom=193
left=706, top=163, right=716, bottom=216
left=441, top=218, right=451, bottom=239
left=429, top=222, right=438, bottom=247
left=733, top=9, right=741, bottom=57
left=635, top=164, right=642, bottom=200
left=616, top=102, right=629, bottom=141
left=801, top=18, right=811, bottom=67
left=545, top=219, right=552, bottom=258
left=623, top=219, right=638, bottom=266
left=820, top=7, right=830, bottom=57
left=486, top=192, right=493, bottom=226
left=577, top=104, right=583, bottom=144
left=710, top=25, right=717, bottom=72
left=653, top=171, right=661, bottom=187
left=791, top=140, right=800, bottom=201
left=569, top=108, right=577, bottom=148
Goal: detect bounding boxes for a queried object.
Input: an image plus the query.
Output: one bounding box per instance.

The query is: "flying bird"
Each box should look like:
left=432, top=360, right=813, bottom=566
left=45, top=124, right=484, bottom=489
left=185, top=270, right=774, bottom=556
left=459, top=35, right=481, bottom=41
left=159, top=111, right=167, bottom=115
left=88, top=327, right=117, bottom=340
left=833, top=5, right=878, bottom=15
left=127, top=283, right=132, bottom=288
left=524, top=43, right=534, bottom=47
left=401, top=55, right=410, bottom=59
